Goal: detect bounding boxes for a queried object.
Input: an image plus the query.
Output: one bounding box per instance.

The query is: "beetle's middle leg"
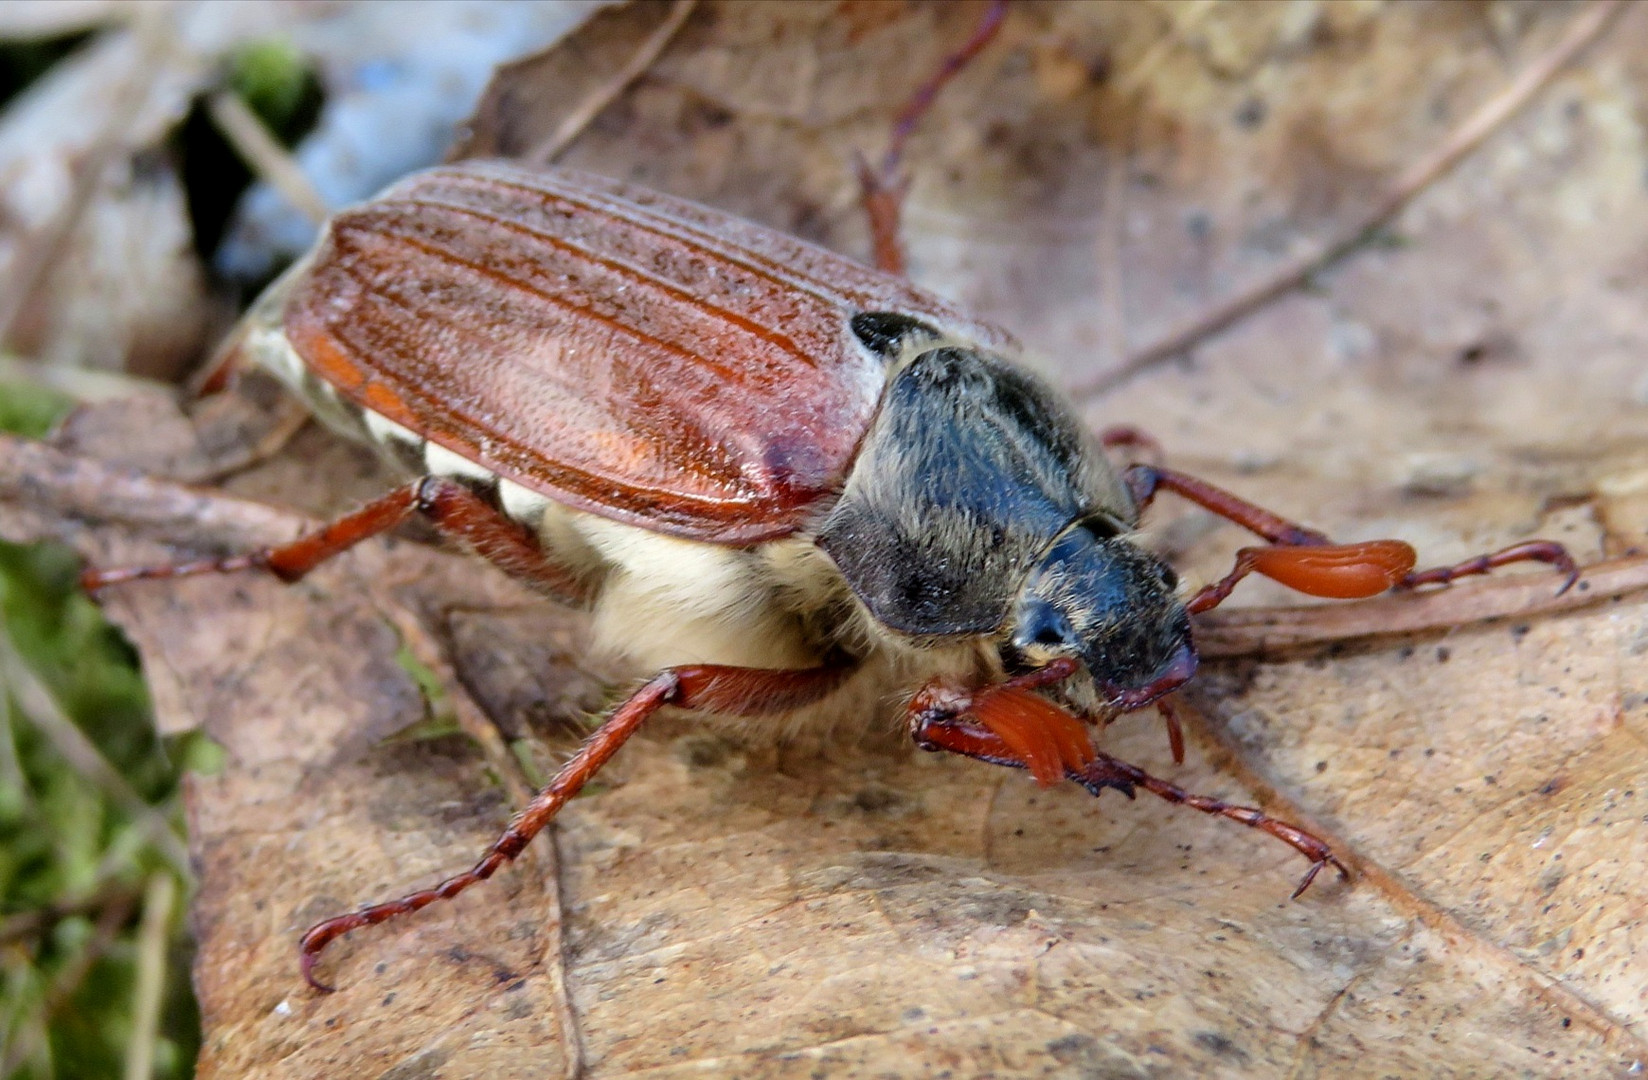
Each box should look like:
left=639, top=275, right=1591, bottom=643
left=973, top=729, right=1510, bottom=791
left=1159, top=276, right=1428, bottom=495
left=81, top=476, right=590, bottom=603
left=1120, top=462, right=1577, bottom=613
left=906, top=676, right=1348, bottom=897
left=300, top=659, right=855, bottom=990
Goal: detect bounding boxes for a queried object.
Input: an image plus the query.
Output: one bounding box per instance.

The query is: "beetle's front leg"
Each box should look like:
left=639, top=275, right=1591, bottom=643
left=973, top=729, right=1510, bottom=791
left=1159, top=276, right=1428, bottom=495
left=1068, top=755, right=1350, bottom=899
left=301, top=660, right=855, bottom=991
left=906, top=673, right=1348, bottom=897
left=906, top=658, right=1095, bottom=787
left=81, top=476, right=591, bottom=603
left=1120, top=461, right=1577, bottom=613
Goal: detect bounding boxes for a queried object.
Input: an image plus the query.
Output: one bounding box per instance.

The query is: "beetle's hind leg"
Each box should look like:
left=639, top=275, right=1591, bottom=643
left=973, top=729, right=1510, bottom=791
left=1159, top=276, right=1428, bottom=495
left=81, top=476, right=590, bottom=603
left=1097, top=425, right=1165, bottom=469
left=856, top=0, right=1008, bottom=275
left=300, top=660, right=854, bottom=991
left=1120, top=463, right=1578, bottom=613
left=906, top=679, right=1347, bottom=897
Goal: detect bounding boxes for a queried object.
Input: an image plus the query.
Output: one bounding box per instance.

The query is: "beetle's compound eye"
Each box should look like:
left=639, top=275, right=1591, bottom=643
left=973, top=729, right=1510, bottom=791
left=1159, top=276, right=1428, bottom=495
left=850, top=312, right=940, bottom=359
left=1015, top=522, right=1193, bottom=698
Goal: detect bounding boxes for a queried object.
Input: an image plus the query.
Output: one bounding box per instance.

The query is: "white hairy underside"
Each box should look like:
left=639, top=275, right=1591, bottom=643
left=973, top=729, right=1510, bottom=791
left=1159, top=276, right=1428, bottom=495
left=541, top=504, right=991, bottom=738
left=244, top=315, right=994, bottom=739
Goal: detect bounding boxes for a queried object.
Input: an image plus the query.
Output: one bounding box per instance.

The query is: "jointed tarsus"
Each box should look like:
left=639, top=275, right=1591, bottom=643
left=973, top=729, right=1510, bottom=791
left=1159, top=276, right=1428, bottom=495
left=908, top=686, right=1348, bottom=897
left=299, top=661, right=852, bottom=990
left=1117, top=461, right=1578, bottom=613
left=80, top=475, right=590, bottom=602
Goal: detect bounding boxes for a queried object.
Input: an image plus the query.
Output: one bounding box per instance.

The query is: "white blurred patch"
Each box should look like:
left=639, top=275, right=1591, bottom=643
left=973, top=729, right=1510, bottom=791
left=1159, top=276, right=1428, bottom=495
left=217, top=0, right=610, bottom=280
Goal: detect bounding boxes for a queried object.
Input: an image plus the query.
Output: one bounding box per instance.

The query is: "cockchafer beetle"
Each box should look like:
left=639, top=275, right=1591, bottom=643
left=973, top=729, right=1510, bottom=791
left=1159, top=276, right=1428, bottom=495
left=83, top=156, right=1579, bottom=991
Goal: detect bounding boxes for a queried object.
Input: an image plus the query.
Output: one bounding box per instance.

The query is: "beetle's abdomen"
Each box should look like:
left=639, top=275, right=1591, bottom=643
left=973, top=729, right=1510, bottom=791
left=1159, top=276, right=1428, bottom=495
left=268, top=161, right=1010, bottom=546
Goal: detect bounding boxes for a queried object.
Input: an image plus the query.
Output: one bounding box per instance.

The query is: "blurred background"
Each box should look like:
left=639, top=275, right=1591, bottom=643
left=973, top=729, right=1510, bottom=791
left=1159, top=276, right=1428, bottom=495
left=0, top=2, right=1644, bottom=1078
left=0, top=4, right=601, bottom=1076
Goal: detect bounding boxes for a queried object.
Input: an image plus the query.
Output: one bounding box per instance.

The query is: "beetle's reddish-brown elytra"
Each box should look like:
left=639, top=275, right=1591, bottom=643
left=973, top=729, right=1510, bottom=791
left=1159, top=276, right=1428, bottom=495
left=82, top=153, right=1580, bottom=991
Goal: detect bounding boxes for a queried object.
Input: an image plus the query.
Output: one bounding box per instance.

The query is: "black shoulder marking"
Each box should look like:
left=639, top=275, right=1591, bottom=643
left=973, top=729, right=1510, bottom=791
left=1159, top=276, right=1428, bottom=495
left=850, top=311, right=941, bottom=360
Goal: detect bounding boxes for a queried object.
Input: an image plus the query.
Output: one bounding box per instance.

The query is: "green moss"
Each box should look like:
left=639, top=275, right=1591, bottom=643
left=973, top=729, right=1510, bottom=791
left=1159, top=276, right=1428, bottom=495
left=0, top=390, right=199, bottom=1078
left=228, top=39, right=323, bottom=144
left=0, top=381, right=73, bottom=441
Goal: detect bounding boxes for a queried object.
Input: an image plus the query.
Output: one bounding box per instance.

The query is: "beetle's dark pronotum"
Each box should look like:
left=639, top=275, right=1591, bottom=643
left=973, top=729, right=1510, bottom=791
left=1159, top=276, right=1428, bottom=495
left=82, top=17, right=1579, bottom=993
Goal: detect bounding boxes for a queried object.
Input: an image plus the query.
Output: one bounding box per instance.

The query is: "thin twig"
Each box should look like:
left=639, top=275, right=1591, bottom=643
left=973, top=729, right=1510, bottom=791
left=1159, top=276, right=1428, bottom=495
left=123, top=873, right=175, bottom=1080
left=0, top=354, right=171, bottom=402
left=0, top=891, right=136, bottom=1077
left=859, top=0, right=1010, bottom=277
left=1071, top=0, right=1627, bottom=402
left=1194, top=552, right=1648, bottom=659
left=0, top=431, right=310, bottom=555
left=207, top=90, right=330, bottom=225
left=876, top=0, right=1009, bottom=182
left=524, top=0, right=698, bottom=167
left=0, top=623, right=190, bottom=876
left=89, top=802, right=179, bottom=894
left=547, top=824, right=587, bottom=1080
left=0, top=672, right=25, bottom=806
left=0, top=882, right=143, bottom=946
left=373, top=600, right=586, bottom=1080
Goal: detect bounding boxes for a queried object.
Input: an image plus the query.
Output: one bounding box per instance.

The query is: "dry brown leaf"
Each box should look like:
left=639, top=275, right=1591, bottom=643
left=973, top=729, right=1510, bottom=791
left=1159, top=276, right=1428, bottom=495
left=6, top=1, right=1648, bottom=1075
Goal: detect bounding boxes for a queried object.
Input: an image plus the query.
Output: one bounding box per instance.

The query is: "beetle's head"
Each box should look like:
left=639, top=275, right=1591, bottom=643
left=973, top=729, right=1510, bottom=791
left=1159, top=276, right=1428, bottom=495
left=1003, top=515, right=1195, bottom=710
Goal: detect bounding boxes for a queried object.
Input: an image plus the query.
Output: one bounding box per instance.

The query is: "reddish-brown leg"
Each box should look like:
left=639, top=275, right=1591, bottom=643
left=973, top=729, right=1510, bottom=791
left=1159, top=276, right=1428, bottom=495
left=856, top=162, right=912, bottom=278
left=1123, top=462, right=1578, bottom=612
left=1069, top=753, right=1348, bottom=899
left=301, top=660, right=853, bottom=991
left=1156, top=695, right=1185, bottom=765
left=1185, top=540, right=1421, bottom=615
left=1125, top=464, right=1331, bottom=547
left=1397, top=539, right=1577, bottom=592
left=192, top=344, right=241, bottom=397
left=81, top=476, right=590, bottom=603
left=858, top=0, right=1009, bottom=274
left=906, top=657, right=1094, bottom=786
left=1097, top=425, right=1165, bottom=469
left=908, top=691, right=1348, bottom=897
